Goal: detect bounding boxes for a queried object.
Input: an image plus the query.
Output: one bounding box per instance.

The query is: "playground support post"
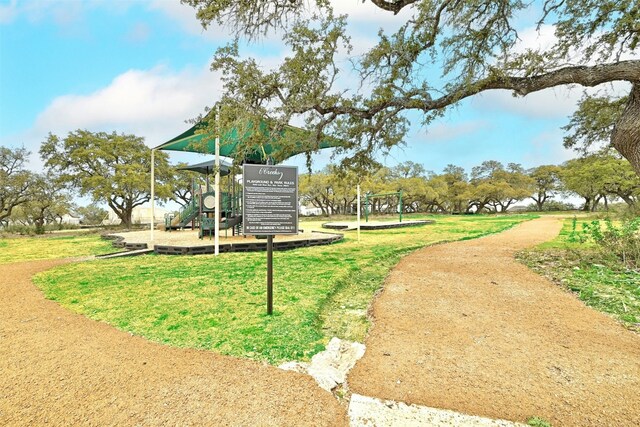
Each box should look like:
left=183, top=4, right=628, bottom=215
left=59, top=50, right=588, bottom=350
left=150, top=149, right=155, bottom=242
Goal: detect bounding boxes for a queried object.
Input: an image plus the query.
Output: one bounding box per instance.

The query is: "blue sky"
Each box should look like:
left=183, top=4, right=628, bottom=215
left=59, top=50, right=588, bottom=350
left=0, top=0, right=606, bottom=176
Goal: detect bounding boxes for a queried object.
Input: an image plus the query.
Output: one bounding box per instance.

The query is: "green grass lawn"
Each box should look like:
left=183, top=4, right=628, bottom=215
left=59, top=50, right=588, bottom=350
left=0, top=233, right=117, bottom=264
left=518, top=217, right=640, bottom=332
left=34, top=214, right=536, bottom=364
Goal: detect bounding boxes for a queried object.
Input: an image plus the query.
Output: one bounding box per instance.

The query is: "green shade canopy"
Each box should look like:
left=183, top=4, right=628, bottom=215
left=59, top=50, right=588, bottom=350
left=178, top=158, right=232, bottom=176
left=155, top=120, right=346, bottom=164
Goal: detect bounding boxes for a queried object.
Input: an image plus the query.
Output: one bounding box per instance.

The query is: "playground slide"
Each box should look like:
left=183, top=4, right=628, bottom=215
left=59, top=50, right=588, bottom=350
left=201, top=215, right=242, bottom=231
left=199, top=215, right=242, bottom=239
left=170, top=208, right=199, bottom=229
left=220, top=215, right=242, bottom=229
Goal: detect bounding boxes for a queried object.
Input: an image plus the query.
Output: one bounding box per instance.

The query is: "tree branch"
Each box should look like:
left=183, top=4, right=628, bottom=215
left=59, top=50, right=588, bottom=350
left=311, top=60, right=640, bottom=119
left=369, top=0, right=421, bottom=14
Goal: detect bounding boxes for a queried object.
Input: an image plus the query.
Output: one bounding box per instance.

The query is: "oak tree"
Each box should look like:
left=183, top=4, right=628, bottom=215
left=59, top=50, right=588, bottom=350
left=40, top=130, right=173, bottom=227
left=184, top=0, right=640, bottom=173
left=15, top=173, right=72, bottom=234
left=0, top=146, right=32, bottom=223
left=528, top=165, right=562, bottom=211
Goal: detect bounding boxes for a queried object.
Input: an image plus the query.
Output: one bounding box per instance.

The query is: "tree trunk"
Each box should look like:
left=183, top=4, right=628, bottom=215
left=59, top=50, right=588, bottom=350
left=620, top=194, right=637, bottom=207
left=612, top=83, right=640, bottom=175
left=35, top=207, right=46, bottom=234
left=119, top=205, right=133, bottom=228
left=532, top=192, right=547, bottom=211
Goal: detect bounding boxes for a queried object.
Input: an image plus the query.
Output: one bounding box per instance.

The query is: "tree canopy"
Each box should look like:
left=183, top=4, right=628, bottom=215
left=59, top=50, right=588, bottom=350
left=40, top=130, right=174, bottom=227
left=183, top=0, right=640, bottom=173
left=13, top=172, right=72, bottom=234
left=298, top=156, right=639, bottom=215
left=0, top=147, right=32, bottom=222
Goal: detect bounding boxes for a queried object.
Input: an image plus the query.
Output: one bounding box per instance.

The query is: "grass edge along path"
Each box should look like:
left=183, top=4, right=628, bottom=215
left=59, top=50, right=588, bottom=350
left=0, top=232, right=116, bottom=265
left=34, top=215, right=536, bottom=365
left=517, top=217, right=640, bottom=332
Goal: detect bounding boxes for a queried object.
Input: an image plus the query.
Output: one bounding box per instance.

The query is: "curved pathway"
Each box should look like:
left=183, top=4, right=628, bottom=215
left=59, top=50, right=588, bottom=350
left=348, top=217, right=640, bottom=426
left=0, top=260, right=346, bottom=426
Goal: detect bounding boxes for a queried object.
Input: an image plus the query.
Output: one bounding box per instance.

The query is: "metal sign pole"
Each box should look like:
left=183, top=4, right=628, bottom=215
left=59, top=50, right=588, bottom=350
left=267, top=235, right=273, bottom=315
left=266, top=157, right=274, bottom=315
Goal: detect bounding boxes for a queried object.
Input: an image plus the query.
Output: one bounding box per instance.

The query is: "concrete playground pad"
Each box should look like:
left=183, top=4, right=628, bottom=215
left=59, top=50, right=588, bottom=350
left=103, top=228, right=344, bottom=255
left=322, top=219, right=434, bottom=230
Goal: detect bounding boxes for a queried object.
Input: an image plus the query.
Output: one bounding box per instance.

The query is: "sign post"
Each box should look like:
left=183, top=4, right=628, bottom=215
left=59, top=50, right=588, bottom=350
left=243, top=164, right=298, bottom=315
left=357, top=184, right=361, bottom=242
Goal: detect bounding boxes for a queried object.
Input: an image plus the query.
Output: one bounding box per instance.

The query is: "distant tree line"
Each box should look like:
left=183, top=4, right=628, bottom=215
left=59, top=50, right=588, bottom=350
left=3, top=129, right=639, bottom=233
left=1, top=131, right=205, bottom=233
left=300, top=153, right=640, bottom=216
left=1, top=130, right=248, bottom=233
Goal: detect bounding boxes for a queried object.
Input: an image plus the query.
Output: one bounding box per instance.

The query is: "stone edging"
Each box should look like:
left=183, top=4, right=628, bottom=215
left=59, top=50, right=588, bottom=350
left=154, top=233, right=343, bottom=255
left=101, top=232, right=343, bottom=256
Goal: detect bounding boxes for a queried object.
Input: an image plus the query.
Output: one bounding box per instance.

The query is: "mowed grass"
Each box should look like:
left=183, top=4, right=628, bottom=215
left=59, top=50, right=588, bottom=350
left=0, top=233, right=116, bottom=264
left=34, top=214, right=535, bottom=364
left=518, top=217, right=640, bottom=331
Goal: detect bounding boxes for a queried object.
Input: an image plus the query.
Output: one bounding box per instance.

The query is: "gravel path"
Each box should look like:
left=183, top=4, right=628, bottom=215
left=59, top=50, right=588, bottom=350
left=0, top=260, right=346, bottom=426
left=4, top=218, right=639, bottom=426
left=348, top=217, right=640, bottom=426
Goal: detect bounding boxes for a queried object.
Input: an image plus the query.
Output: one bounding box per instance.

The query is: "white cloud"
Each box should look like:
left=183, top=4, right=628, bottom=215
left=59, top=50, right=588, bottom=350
left=148, top=0, right=233, bottom=41
left=0, top=0, right=17, bottom=24
left=418, top=120, right=490, bottom=143
left=2, top=0, right=100, bottom=25
left=523, top=129, right=576, bottom=167
left=125, top=22, right=151, bottom=44
left=473, top=80, right=632, bottom=120
left=23, top=65, right=222, bottom=152
left=514, top=24, right=557, bottom=54
left=148, top=0, right=410, bottom=46
left=332, top=0, right=414, bottom=25
left=473, top=87, right=582, bottom=119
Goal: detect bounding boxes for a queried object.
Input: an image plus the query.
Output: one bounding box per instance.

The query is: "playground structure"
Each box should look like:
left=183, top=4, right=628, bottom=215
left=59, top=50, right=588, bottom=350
left=363, top=191, right=403, bottom=223
left=164, top=159, right=242, bottom=239
left=152, top=115, right=347, bottom=247
left=322, top=189, right=434, bottom=231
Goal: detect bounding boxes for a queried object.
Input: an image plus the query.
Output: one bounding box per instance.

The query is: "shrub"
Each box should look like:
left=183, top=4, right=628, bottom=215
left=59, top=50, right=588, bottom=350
left=578, top=217, right=640, bottom=269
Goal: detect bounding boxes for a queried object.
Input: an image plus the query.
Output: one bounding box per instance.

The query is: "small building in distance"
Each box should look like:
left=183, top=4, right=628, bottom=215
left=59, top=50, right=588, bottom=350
left=103, top=206, right=169, bottom=226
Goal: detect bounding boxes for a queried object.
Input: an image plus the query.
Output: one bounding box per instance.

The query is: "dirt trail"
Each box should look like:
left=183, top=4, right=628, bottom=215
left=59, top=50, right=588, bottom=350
left=348, top=217, right=640, bottom=426
left=0, top=260, right=346, bottom=426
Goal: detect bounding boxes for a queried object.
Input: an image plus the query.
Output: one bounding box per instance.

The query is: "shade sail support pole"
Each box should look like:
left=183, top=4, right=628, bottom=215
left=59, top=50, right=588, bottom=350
left=357, top=184, right=361, bottom=243
left=150, top=148, right=155, bottom=243
left=214, top=106, right=221, bottom=256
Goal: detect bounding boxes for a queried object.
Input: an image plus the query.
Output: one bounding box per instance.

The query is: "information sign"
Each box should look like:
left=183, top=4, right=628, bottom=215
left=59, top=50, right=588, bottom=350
left=243, top=164, right=298, bottom=235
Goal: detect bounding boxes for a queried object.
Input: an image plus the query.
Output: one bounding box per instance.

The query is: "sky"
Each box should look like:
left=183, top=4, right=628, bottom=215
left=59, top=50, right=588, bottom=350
left=0, top=0, right=624, bottom=178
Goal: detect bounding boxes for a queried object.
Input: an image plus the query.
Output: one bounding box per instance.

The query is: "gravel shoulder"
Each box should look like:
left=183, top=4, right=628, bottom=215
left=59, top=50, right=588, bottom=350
left=348, top=217, right=640, bottom=426
left=0, top=259, right=347, bottom=426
